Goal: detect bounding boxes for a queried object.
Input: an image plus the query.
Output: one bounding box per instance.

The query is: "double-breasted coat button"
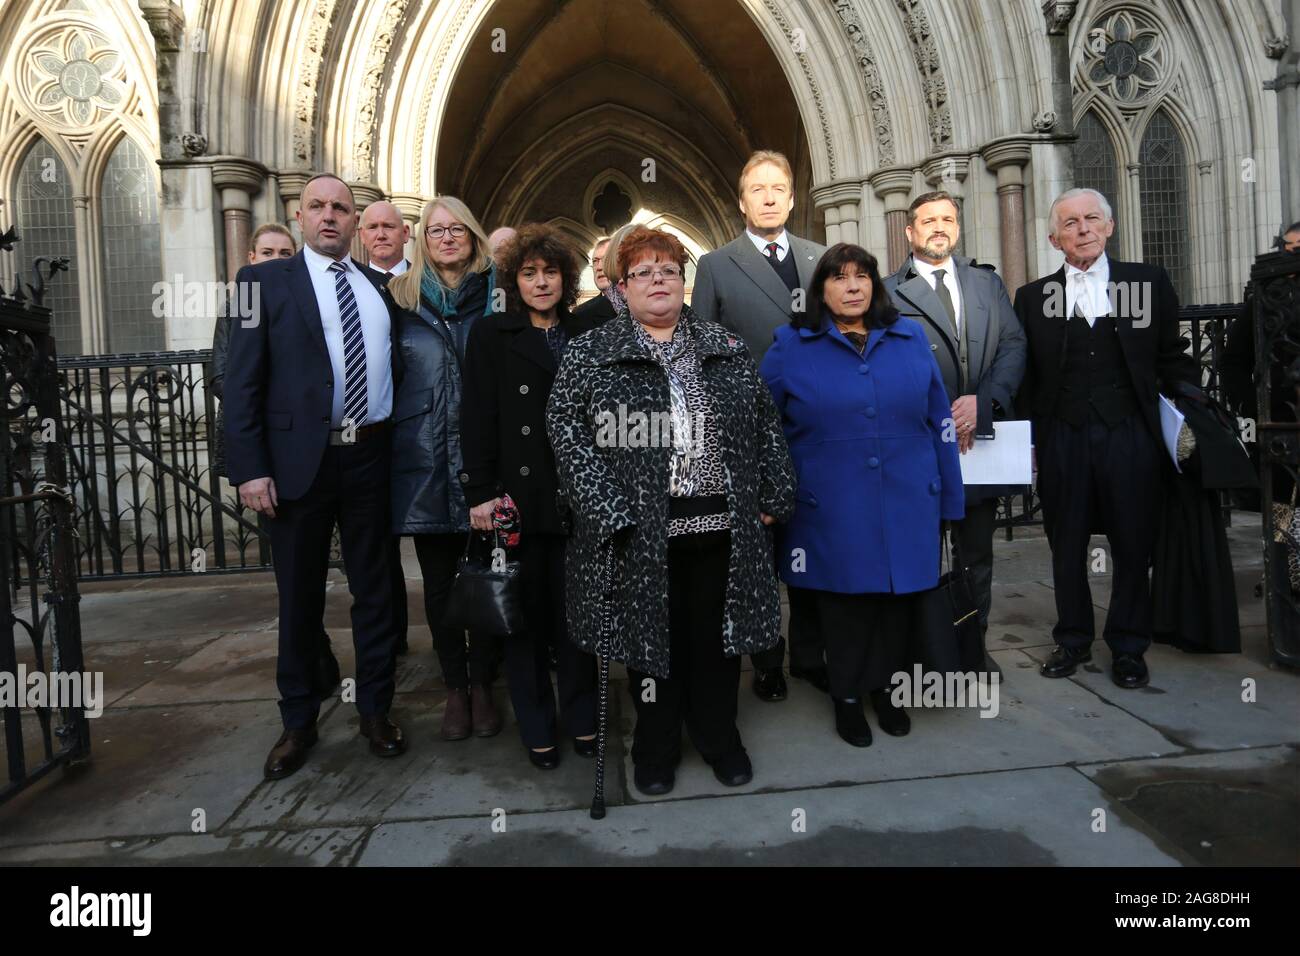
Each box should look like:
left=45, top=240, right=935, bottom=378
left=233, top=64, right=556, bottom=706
left=519, top=384, right=529, bottom=395
left=868, top=457, right=880, bottom=468
left=519, top=466, right=530, bottom=477
left=459, top=474, right=469, bottom=484
left=930, top=343, right=938, bottom=351
left=521, top=425, right=531, bottom=436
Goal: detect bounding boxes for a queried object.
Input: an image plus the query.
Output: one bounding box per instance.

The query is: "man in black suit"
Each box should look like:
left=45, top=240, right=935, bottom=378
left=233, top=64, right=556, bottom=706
left=226, top=173, right=408, bottom=778
left=574, top=236, right=617, bottom=324
left=884, top=191, right=1026, bottom=650
left=1014, top=187, right=1199, bottom=689
left=359, top=200, right=412, bottom=655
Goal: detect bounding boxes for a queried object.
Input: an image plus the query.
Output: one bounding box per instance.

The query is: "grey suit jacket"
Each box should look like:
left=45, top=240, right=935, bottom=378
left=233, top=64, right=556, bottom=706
left=691, top=232, right=825, bottom=363
left=884, top=254, right=1027, bottom=500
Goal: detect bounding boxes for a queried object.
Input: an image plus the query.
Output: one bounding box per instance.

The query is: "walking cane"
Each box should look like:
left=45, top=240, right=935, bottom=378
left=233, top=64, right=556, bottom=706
left=590, top=541, right=616, bottom=820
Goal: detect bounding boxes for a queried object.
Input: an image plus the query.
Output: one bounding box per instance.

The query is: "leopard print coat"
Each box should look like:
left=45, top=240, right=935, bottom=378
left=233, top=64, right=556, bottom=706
left=546, top=307, right=796, bottom=679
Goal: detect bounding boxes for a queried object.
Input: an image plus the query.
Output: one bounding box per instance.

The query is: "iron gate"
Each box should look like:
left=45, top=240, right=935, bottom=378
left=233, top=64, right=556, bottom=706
left=0, top=241, right=90, bottom=803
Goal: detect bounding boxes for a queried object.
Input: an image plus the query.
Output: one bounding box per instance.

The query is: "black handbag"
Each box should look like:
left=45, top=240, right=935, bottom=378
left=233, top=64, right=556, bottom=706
left=441, top=531, right=526, bottom=636
left=911, top=530, right=985, bottom=679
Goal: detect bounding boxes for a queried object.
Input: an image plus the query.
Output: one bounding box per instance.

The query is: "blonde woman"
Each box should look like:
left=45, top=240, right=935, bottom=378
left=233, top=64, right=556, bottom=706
left=383, top=197, right=502, bottom=741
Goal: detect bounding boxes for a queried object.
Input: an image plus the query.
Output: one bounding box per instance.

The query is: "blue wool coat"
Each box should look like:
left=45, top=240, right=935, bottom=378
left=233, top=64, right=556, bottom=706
left=760, top=317, right=965, bottom=595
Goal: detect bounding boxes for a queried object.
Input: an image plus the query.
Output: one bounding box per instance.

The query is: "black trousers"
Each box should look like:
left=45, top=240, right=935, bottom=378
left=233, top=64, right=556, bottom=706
left=816, top=590, right=913, bottom=699
left=502, top=533, right=595, bottom=748
left=390, top=536, right=408, bottom=645
left=752, top=538, right=825, bottom=672
left=951, top=498, right=997, bottom=634
left=412, top=533, right=498, bottom=688
left=1037, top=412, right=1160, bottom=656
left=627, top=530, right=743, bottom=769
left=267, top=434, right=398, bottom=729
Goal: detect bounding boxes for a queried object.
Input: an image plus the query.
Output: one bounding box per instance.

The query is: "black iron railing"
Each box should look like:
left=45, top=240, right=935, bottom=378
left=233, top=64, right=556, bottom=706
left=56, top=350, right=270, bottom=579
left=1, top=239, right=91, bottom=803
left=1253, top=250, right=1300, bottom=667
left=994, top=303, right=1241, bottom=539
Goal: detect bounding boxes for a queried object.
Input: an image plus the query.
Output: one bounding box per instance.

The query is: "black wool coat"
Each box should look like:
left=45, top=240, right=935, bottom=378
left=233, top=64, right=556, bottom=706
left=459, top=307, right=600, bottom=535
left=546, top=307, right=797, bottom=679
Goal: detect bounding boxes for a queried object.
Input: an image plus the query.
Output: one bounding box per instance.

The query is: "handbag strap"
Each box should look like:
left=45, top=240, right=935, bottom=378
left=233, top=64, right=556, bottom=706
left=462, top=529, right=506, bottom=562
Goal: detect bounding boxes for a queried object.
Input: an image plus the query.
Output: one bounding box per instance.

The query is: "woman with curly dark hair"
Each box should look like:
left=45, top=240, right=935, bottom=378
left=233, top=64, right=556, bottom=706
left=460, top=222, right=600, bottom=768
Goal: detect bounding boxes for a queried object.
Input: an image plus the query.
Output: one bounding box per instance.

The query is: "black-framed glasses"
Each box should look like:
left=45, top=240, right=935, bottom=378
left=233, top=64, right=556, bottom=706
left=426, top=224, right=468, bottom=239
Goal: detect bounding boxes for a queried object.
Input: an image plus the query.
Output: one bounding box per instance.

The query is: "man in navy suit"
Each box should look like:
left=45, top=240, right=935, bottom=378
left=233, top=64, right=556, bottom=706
left=225, top=173, right=407, bottom=779
left=1014, top=187, right=1199, bottom=690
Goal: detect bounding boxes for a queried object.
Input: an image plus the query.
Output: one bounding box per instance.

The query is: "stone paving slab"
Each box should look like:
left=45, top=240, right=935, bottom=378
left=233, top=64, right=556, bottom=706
left=1021, top=642, right=1300, bottom=751
left=622, top=646, right=1183, bottom=804
left=224, top=689, right=628, bottom=831
left=352, top=766, right=1185, bottom=866
left=1081, top=745, right=1300, bottom=866
left=0, top=700, right=279, bottom=850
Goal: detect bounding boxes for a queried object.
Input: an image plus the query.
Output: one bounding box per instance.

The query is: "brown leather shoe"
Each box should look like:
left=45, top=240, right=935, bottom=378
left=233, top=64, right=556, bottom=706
left=471, top=684, right=502, bottom=737
left=441, top=688, right=472, bottom=741
left=264, top=726, right=318, bottom=780
left=359, top=714, right=407, bottom=757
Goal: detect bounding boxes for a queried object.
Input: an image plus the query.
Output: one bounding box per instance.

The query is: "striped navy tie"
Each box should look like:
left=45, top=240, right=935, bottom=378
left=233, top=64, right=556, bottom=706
left=328, top=261, right=368, bottom=427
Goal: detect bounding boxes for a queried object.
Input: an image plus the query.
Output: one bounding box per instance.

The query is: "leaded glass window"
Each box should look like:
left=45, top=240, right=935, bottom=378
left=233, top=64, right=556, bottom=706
left=14, top=139, right=81, bottom=354
left=1138, top=109, right=1190, bottom=302
left=1073, top=111, right=1121, bottom=257
left=99, top=136, right=163, bottom=352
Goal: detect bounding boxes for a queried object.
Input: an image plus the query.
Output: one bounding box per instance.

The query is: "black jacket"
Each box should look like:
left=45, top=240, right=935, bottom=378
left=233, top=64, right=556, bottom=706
left=1014, top=258, right=1199, bottom=443
left=459, top=307, right=600, bottom=535
left=387, top=270, right=488, bottom=534
left=574, top=292, right=617, bottom=325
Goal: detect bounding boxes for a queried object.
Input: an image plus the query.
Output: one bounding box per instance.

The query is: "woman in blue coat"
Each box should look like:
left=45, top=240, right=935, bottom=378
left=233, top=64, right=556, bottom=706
left=760, top=243, right=964, bottom=748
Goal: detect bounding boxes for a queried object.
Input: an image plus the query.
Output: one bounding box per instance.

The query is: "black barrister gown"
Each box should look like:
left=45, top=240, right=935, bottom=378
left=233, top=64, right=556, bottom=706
left=1152, top=390, right=1258, bottom=653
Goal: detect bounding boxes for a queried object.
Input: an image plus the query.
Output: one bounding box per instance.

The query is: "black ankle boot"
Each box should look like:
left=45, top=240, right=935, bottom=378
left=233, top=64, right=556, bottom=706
left=833, top=697, right=872, bottom=747
left=870, top=689, right=911, bottom=737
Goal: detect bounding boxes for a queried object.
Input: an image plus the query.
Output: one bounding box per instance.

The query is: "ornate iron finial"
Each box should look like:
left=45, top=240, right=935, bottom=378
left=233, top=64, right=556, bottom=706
left=0, top=226, right=18, bottom=299
left=25, top=256, right=71, bottom=307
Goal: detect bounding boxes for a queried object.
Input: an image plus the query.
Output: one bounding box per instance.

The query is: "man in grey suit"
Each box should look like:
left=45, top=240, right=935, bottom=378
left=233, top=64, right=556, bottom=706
left=883, top=190, right=1027, bottom=651
left=692, top=149, right=827, bottom=703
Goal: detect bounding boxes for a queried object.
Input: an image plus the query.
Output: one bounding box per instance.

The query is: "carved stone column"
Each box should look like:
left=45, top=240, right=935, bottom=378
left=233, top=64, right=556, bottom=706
left=812, top=182, right=863, bottom=249
left=277, top=171, right=310, bottom=245
left=922, top=154, right=970, bottom=258
left=869, top=167, right=916, bottom=272
left=980, top=138, right=1033, bottom=294
left=138, top=0, right=186, bottom=162
left=348, top=182, right=386, bottom=262
left=210, top=158, right=268, bottom=281
left=1041, top=0, right=1078, bottom=183
left=390, top=191, right=426, bottom=264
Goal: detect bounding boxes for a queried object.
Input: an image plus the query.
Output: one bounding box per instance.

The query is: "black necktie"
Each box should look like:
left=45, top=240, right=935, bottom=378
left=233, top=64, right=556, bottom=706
left=932, top=268, right=957, bottom=336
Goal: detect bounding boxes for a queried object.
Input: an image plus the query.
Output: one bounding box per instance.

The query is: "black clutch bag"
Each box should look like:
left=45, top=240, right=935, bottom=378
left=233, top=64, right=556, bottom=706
left=911, top=531, right=985, bottom=678
left=442, top=531, right=526, bottom=636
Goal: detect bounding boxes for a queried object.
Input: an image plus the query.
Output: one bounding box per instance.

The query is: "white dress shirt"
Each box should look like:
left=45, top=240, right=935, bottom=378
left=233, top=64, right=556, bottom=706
left=368, top=258, right=409, bottom=277
left=1064, top=252, right=1110, bottom=328
left=302, top=244, right=393, bottom=428
left=748, top=229, right=790, bottom=262
left=912, top=256, right=963, bottom=335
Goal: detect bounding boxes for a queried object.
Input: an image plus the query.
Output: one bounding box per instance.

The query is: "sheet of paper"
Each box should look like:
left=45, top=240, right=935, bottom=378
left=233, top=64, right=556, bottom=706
left=1158, top=394, right=1185, bottom=474
left=958, top=420, right=1033, bottom=486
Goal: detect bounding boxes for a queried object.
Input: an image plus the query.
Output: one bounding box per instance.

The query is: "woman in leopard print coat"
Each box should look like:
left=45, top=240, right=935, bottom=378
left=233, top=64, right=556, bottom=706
left=546, top=226, right=795, bottom=795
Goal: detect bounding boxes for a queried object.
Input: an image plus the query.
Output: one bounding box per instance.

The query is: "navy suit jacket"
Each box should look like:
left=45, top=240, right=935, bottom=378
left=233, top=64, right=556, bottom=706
left=223, top=249, right=401, bottom=500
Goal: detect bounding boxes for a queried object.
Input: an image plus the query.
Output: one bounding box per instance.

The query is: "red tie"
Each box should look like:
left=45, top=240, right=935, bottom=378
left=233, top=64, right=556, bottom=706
left=765, top=242, right=779, bottom=260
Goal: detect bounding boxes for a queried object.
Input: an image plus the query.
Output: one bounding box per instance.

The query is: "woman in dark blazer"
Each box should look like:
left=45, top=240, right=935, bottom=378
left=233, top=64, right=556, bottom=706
left=386, top=196, right=502, bottom=741
left=760, top=243, right=964, bottom=748
left=460, top=223, right=600, bottom=769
